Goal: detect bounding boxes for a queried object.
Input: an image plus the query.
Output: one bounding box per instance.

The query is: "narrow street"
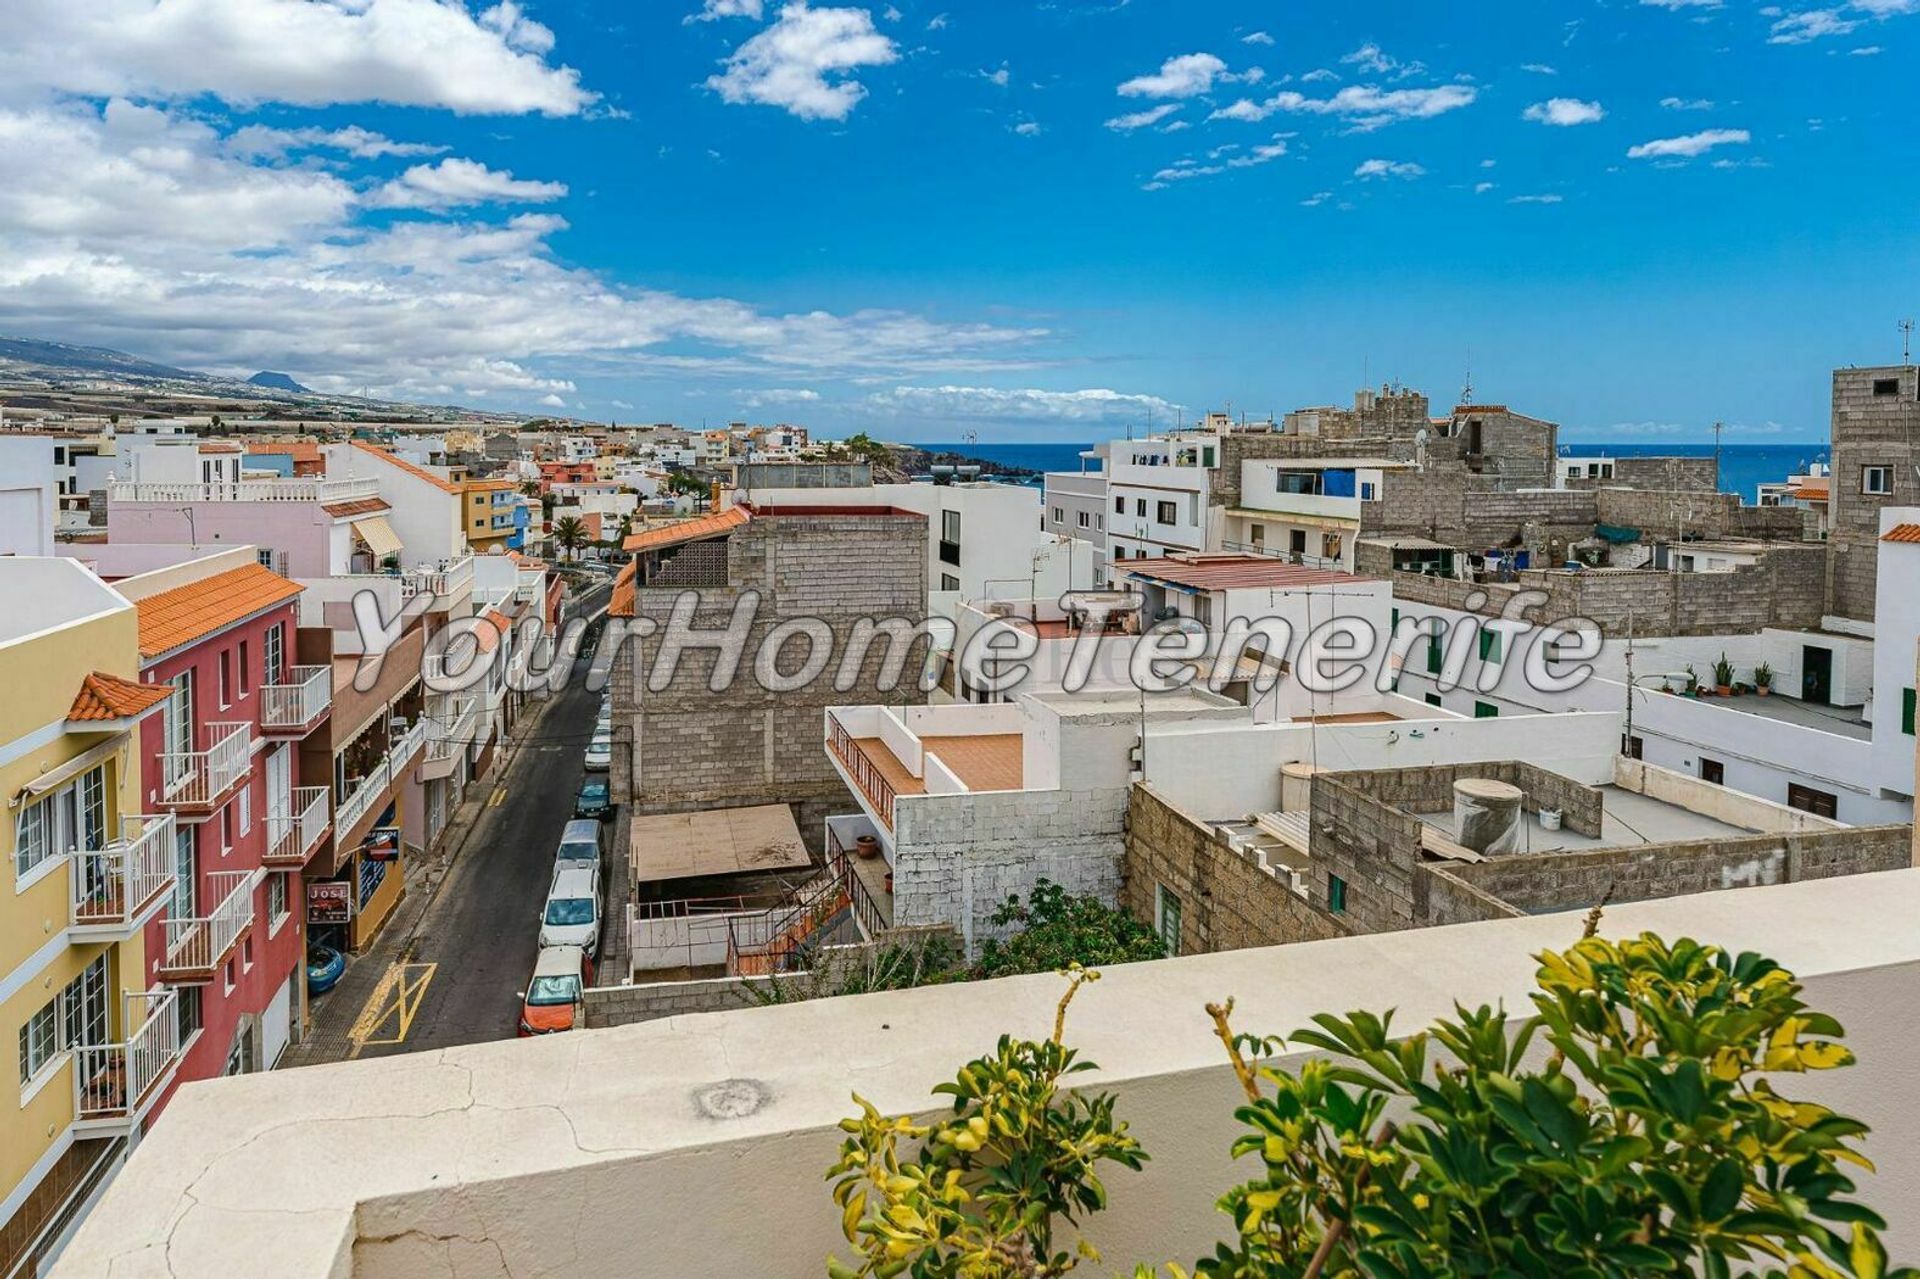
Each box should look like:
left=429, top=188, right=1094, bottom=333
left=290, top=578, right=611, bottom=1064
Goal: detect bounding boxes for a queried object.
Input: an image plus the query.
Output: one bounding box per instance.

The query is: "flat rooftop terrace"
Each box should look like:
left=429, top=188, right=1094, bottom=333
left=1421, top=785, right=1758, bottom=855
left=1694, top=693, right=1872, bottom=742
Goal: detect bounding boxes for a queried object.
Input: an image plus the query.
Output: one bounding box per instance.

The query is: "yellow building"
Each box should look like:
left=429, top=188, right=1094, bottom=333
left=461, top=479, right=521, bottom=555
left=0, top=560, right=181, bottom=1278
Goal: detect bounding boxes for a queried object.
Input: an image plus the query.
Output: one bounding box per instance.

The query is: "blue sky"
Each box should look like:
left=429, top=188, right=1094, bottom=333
left=0, top=1, right=1914, bottom=442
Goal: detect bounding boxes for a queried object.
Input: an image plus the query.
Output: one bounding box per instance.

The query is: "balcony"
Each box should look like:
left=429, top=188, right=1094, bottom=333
left=263, top=788, right=331, bottom=870
left=514, top=567, right=543, bottom=603
left=260, top=666, right=331, bottom=736
left=156, top=870, right=254, bottom=985
left=106, top=476, right=379, bottom=504
left=156, top=722, right=252, bottom=818
left=335, top=720, right=429, bottom=839
left=70, top=990, right=183, bottom=1134
left=826, top=712, right=899, bottom=830
left=67, top=814, right=177, bottom=940
left=419, top=696, right=477, bottom=781
left=398, top=554, right=474, bottom=607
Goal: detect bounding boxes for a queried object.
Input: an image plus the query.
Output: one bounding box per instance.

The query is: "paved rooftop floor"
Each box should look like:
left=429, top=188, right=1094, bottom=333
left=1423, top=786, right=1758, bottom=855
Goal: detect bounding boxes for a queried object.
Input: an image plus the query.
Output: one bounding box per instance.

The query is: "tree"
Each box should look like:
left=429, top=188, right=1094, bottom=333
left=1163, top=932, right=1914, bottom=1279
left=828, top=968, right=1148, bottom=1278
left=551, top=515, right=588, bottom=562
left=972, top=879, right=1168, bottom=980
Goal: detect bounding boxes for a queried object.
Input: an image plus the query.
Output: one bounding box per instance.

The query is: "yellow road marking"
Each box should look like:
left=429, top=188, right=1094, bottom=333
left=346, top=962, right=438, bottom=1054
left=487, top=786, right=508, bottom=809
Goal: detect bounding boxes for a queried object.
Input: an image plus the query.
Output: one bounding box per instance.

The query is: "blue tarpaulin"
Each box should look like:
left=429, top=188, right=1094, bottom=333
left=1322, top=469, right=1357, bottom=498
left=1594, top=523, right=1641, bottom=544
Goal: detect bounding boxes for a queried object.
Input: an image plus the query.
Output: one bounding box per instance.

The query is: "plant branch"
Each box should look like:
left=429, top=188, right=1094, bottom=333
left=1206, top=999, right=1262, bottom=1103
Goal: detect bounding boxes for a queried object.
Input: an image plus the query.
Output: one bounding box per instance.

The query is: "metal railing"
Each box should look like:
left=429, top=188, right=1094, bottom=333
left=424, top=696, right=478, bottom=765
left=1219, top=541, right=1343, bottom=569
left=399, top=554, right=475, bottom=601
left=158, top=722, right=251, bottom=807
left=106, top=477, right=378, bottom=504
left=72, top=990, right=181, bottom=1124
left=827, top=714, right=897, bottom=830
left=261, top=666, right=331, bottom=731
left=69, top=814, right=177, bottom=931
left=160, top=870, right=254, bottom=979
left=335, top=720, right=428, bottom=836
left=725, top=852, right=881, bottom=977
left=264, top=787, right=330, bottom=867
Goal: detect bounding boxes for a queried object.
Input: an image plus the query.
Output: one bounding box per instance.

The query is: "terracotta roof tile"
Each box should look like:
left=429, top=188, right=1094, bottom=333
left=609, top=561, right=636, bottom=618
left=350, top=440, right=458, bottom=493
left=321, top=497, right=392, bottom=519
left=69, top=672, right=172, bottom=723
left=623, top=506, right=748, bottom=553
left=1121, top=554, right=1358, bottom=593
left=1882, top=523, right=1920, bottom=545
left=137, top=563, right=304, bottom=659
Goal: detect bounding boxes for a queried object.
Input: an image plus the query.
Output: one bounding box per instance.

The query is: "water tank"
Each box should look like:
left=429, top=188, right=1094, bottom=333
left=1280, top=762, right=1320, bottom=813
left=1453, top=779, right=1523, bottom=855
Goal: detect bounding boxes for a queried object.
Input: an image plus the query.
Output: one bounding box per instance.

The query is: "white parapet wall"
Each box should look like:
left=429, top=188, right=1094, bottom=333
left=49, top=870, right=1920, bottom=1279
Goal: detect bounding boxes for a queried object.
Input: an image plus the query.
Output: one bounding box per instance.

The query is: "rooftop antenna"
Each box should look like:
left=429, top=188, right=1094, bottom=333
left=1460, top=350, right=1475, bottom=407
left=1712, top=420, right=1725, bottom=486
left=1901, top=318, right=1914, bottom=366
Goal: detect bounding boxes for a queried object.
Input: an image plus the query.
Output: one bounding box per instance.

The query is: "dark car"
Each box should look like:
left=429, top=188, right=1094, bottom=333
left=574, top=776, right=613, bottom=821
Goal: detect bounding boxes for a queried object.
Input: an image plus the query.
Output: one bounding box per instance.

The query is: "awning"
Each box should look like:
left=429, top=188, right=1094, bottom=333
left=351, top=514, right=403, bottom=558
left=21, top=737, right=124, bottom=797
left=1594, top=523, right=1641, bottom=545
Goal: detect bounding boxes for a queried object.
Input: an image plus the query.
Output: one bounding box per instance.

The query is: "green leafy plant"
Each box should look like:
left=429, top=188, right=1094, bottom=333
left=551, top=514, right=588, bottom=561
left=1156, top=933, right=1911, bottom=1279
left=1714, top=652, right=1736, bottom=691
left=827, top=967, right=1148, bottom=1277
left=973, top=880, right=1168, bottom=981
left=1755, top=662, right=1775, bottom=691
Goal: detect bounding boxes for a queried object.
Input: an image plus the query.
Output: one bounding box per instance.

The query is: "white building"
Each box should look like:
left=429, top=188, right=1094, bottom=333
left=1220, top=458, right=1406, bottom=570
left=1105, top=434, right=1218, bottom=569
left=0, top=436, right=60, bottom=556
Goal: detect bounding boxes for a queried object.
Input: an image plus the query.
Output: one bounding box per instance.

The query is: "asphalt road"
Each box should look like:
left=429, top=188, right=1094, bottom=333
left=358, top=579, right=613, bottom=1056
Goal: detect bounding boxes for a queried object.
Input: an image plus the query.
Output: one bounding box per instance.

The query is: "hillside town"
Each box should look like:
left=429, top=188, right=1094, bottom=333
left=0, top=354, right=1914, bottom=1276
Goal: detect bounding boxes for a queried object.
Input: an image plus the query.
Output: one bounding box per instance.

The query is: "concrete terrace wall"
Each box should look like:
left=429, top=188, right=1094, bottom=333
left=1330, top=761, right=1606, bottom=837
left=1120, top=784, right=1351, bottom=956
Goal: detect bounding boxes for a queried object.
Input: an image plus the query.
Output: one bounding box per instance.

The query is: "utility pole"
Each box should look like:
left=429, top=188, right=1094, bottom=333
left=1902, top=318, right=1915, bottom=366
left=1712, top=420, right=1725, bottom=490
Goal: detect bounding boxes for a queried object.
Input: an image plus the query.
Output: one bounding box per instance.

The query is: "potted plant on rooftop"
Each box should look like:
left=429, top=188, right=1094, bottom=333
left=1755, top=661, right=1775, bottom=696
left=1713, top=652, right=1735, bottom=697
left=1683, top=664, right=1702, bottom=698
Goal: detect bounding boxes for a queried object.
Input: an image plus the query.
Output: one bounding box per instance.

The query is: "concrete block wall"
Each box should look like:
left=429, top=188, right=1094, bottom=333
left=891, top=786, right=1132, bottom=951
left=1306, top=774, right=1426, bottom=931
left=1119, top=784, right=1350, bottom=956
left=1829, top=366, right=1920, bottom=622
left=1332, top=762, right=1606, bottom=838
left=1420, top=864, right=1525, bottom=926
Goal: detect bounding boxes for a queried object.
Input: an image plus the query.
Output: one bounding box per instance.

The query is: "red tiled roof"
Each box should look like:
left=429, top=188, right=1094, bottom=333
left=137, top=563, right=304, bottom=658
left=350, top=440, right=458, bottom=493
left=321, top=497, right=392, bottom=519
left=609, top=561, right=636, bottom=618
left=1121, top=554, right=1358, bottom=593
left=1882, top=523, right=1920, bottom=544
left=68, top=672, right=172, bottom=723
left=623, top=506, right=749, bottom=553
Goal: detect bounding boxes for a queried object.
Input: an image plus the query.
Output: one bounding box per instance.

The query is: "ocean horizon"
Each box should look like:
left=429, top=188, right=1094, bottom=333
left=923, top=440, right=1830, bottom=501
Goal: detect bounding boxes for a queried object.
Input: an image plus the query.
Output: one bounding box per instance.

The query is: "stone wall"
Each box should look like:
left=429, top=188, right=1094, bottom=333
left=892, top=786, right=1132, bottom=951
left=1420, top=865, right=1525, bottom=926
left=1592, top=488, right=1811, bottom=543
left=1330, top=762, right=1605, bottom=838
left=1306, top=773, right=1427, bottom=932
left=1829, top=366, right=1920, bottom=621
left=1615, top=456, right=1718, bottom=492
left=615, top=511, right=929, bottom=839
left=1119, top=784, right=1349, bottom=956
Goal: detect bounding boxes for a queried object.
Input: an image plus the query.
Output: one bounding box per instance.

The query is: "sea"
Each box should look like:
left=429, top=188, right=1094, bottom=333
left=924, top=441, right=1830, bottom=502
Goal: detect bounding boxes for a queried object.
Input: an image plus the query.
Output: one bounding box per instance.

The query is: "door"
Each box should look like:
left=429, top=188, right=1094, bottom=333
left=1248, top=524, right=1264, bottom=549
left=265, top=745, right=291, bottom=825
left=162, top=672, right=194, bottom=793
left=1288, top=529, right=1307, bottom=559
left=1801, top=645, right=1833, bottom=704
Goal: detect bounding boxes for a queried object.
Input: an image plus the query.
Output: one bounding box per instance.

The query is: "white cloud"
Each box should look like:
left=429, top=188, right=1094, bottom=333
left=1851, top=43, right=1885, bottom=52
left=1210, top=83, right=1477, bottom=130
left=1508, top=193, right=1564, bottom=203
left=373, top=157, right=567, bottom=210
left=225, top=124, right=448, bottom=159
left=0, top=0, right=594, bottom=116
left=1768, top=9, right=1861, bottom=41
left=981, top=66, right=1010, bottom=87
left=1012, top=120, right=1042, bottom=136
left=1521, top=63, right=1558, bottom=74
left=1659, top=96, right=1715, bottom=110
left=1300, top=68, right=1339, bottom=83
left=1522, top=97, right=1604, bottom=125
left=706, top=3, right=899, bottom=121
left=1528, top=96, right=1605, bottom=124
left=1117, top=53, right=1229, bottom=99
left=735, top=387, right=820, bottom=407
left=1626, top=127, right=1750, bottom=158
left=1341, top=43, right=1422, bottom=77
left=1241, top=31, right=1274, bottom=45
left=1640, top=0, right=1722, bottom=8
left=1105, top=103, right=1181, bottom=131
left=1354, top=158, right=1424, bottom=179
left=1300, top=191, right=1333, bottom=207
left=1474, top=181, right=1496, bottom=194
left=538, top=393, right=567, bottom=407
left=867, top=385, right=1179, bottom=423
left=690, top=0, right=764, bottom=20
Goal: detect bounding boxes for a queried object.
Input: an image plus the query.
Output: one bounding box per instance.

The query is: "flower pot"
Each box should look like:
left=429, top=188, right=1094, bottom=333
left=854, top=834, right=881, bottom=860
left=883, top=871, right=893, bottom=894
left=1756, top=685, right=1771, bottom=697
left=1716, top=685, right=1732, bottom=697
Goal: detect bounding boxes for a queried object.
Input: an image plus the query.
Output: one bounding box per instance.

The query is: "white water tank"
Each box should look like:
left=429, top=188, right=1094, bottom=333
left=1453, top=778, right=1523, bottom=855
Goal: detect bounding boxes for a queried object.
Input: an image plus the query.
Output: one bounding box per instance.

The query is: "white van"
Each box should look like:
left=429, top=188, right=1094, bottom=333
left=539, top=864, right=602, bottom=957
left=554, top=818, right=604, bottom=880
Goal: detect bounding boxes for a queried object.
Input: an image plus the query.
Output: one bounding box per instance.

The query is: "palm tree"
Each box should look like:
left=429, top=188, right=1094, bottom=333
left=552, top=515, right=588, bottom=562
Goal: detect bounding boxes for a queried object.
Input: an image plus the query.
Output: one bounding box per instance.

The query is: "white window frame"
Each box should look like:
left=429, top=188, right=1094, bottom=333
left=1862, top=465, right=1893, bottom=496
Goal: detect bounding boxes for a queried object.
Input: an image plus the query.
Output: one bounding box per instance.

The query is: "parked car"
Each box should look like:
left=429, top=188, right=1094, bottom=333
left=584, top=730, right=612, bottom=771
left=539, top=864, right=602, bottom=957
left=574, top=776, right=613, bottom=821
left=517, top=945, right=594, bottom=1036
left=555, top=818, right=605, bottom=879
left=306, top=942, right=346, bottom=996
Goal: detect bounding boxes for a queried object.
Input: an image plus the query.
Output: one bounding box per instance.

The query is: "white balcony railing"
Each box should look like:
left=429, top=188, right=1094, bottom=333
left=335, top=721, right=429, bottom=836
left=514, top=568, right=543, bottom=604
left=106, top=477, right=379, bottom=505
left=260, top=666, right=331, bottom=732
left=72, top=990, right=182, bottom=1126
left=399, top=554, right=475, bottom=602
left=159, top=871, right=254, bottom=980
left=69, top=814, right=177, bottom=933
left=264, top=787, right=331, bottom=867
left=424, top=697, right=478, bottom=765
left=158, top=722, right=252, bottom=808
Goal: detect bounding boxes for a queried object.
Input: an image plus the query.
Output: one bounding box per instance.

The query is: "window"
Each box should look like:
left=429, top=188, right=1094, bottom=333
left=218, top=649, right=233, bottom=708
left=237, top=641, right=250, bottom=697
left=1077, top=510, right=1090, bottom=529
left=1787, top=784, right=1839, bottom=820
left=267, top=872, right=289, bottom=927
left=255, top=547, right=276, bottom=569
left=1479, top=630, right=1502, bottom=664
left=1051, top=507, right=1064, bottom=524
left=1360, top=481, right=1378, bottom=502
left=15, top=764, right=108, bottom=880
left=176, top=987, right=203, bottom=1042
left=1862, top=465, right=1893, bottom=496
left=1202, top=446, right=1216, bottom=468
left=1700, top=757, right=1725, bottom=786
left=1154, top=885, right=1182, bottom=957
left=1155, top=500, right=1178, bottom=525
left=1426, top=636, right=1444, bottom=675
left=18, top=1003, right=57, bottom=1086
left=1625, top=735, right=1644, bottom=760
left=1425, top=693, right=1444, bottom=707
left=941, top=510, right=961, bottom=544
left=1114, top=494, right=1125, bottom=514
left=264, top=622, right=285, bottom=687
left=1872, top=378, right=1900, bottom=397
left=237, top=785, right=251, bottom=836
left=1327, top=873, right=1349, bottom=915
left=1135, top=498, right=1147, bottom=517
left=18, top=954, right=108, bottom=1087
left=940, top=573, right=960, bottom=592
left=1904, top=688, right=1916, bottom=736
left=1474, top=700, right=1500, bottom=719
